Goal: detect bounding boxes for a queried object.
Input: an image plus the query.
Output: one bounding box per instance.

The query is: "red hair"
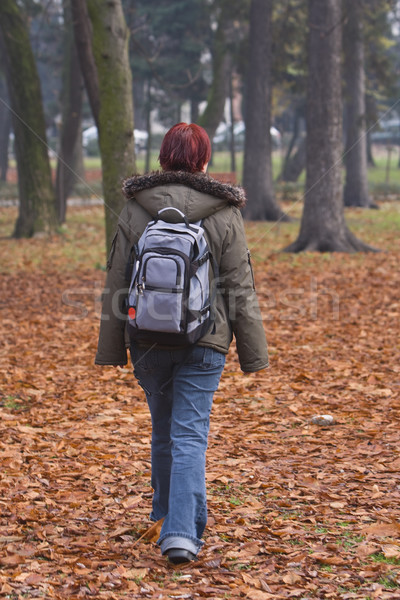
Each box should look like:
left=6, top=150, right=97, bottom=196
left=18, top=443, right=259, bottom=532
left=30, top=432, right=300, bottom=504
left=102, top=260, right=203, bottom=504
left=159, top=123, right=211, bottom=173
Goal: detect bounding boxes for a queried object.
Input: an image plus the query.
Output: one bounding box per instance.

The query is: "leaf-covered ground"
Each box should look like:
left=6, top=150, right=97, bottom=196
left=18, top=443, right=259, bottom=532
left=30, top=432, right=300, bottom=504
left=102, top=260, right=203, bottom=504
left=1, top=200, right=400, bottom=600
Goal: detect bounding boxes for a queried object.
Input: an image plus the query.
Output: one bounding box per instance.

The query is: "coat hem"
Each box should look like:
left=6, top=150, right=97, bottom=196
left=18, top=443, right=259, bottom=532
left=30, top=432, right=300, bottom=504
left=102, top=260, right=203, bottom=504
left=240, top=361, right=269, bottom=373
left=94, top=358, right=128, bottom=366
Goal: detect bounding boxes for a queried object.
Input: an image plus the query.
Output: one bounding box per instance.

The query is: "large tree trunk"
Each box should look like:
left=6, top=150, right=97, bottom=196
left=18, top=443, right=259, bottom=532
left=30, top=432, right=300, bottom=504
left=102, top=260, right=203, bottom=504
left=72, top=0, right=135, bottom=253
left=0, top=76, right=11, bottom=182
left=343, top=0, right=371, bottom=208
left=285, top=0, right=375, bottom=253
left=0, top=0, right=57, bottom=237
left=55, top=0, right=84, bottom=224
left=198, top=8, right=231, bottom=142
left=242, top=0, right=288, bottom=221
left=88, top=0, right=135, bottom=253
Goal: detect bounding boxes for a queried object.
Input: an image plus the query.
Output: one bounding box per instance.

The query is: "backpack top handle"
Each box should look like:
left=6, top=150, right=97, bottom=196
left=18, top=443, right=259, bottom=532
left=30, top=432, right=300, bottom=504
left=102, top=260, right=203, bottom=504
left=156, top=207, right=189, bottom=227
left=156, top=206, right=201, bottom=233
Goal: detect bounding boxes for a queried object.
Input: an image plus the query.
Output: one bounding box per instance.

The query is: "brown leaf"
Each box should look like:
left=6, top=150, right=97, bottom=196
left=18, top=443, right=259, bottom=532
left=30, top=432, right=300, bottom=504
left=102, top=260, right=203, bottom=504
left=131, top=518, right=164, bottom=548
left=244, top=591, right=275, bottom=600
left=312, top=553, right=346, bottom=565
left=108, top=525, right=135, bottom=538
left=357, top=543, right=381, bottom=558
left=122, top=494, right=143, bottom=510
left=282, top=571, right=303, bottom=584
left=0, top=554, right=26, bottom=566
left=362, top=521, right=400, bottom=538
left=382, top=544, right=400, bottom=559
left=124, top=567, right=149, bottom=579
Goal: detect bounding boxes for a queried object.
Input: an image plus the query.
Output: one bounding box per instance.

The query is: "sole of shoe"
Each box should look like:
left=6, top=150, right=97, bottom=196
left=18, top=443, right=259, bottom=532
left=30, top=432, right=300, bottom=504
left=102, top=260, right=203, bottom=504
left=166, top=548, right=196, bottom=564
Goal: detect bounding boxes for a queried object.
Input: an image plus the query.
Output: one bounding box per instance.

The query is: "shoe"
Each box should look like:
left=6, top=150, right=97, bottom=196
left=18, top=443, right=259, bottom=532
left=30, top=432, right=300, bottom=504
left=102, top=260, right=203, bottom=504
left=165, top=548, right=196, bottom=564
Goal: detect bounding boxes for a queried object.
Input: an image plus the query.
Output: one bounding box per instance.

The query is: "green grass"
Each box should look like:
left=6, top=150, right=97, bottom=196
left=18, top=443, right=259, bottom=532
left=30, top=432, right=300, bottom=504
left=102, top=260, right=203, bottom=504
left=340, top=531, right=365, bottom=549
left=371, top=552, right=400, bottom=566
left=77, top=149, right=400, bottom=189
left=3, top=146, right=400, bottom=200
left=1, top=396, right=25, bottom=410
left=229, top=496, right=243, bottom=506
left=320, top=565, right=334, bottom=572
left=378, top=574, right=399, bottom=589
left=1, top=175, right=399, bottom=271
left=0, top=206, right=107, bottom=271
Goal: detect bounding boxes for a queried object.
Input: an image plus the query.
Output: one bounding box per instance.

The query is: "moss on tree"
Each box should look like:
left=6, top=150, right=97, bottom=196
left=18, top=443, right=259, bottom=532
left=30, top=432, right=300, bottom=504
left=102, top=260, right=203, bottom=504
left=86, top=0, right=135, bottom=253
left=0, top=0, right=57, bottom=237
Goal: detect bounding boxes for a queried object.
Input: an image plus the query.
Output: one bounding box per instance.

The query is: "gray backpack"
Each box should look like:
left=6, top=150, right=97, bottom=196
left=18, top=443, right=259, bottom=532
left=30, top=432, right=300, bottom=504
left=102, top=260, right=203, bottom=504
left=127, top=207, right=216, bottom=346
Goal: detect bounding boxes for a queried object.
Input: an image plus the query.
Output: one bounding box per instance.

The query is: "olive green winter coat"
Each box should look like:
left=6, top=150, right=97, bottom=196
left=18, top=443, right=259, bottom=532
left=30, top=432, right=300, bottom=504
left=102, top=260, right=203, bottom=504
left=95, top=171, right=268, bottom=373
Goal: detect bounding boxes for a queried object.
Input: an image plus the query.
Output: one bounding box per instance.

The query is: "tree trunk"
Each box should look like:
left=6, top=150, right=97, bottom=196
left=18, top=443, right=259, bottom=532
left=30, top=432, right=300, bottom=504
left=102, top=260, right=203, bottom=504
left=242, top=0, right=288, bottom=221
left=198, top=9, right=231, bottom=142
left=366, top=130, right=376, bottom=167
left=145, top=78, right=152, bottom=174
left=343, top=0, right=371, bottom=207
left=279, top=109, right=301, bottom=181
left=365, top=93, right=377, bottom=167
left=0, top=77, right=11, bottom=182
left=0, top=0, right=57, bottom=237
left=228, top=73, right=236, bottom=174
left=280, top=136, right=306, bottom=182
left=72, top=0, right=135, bottom=253
left=55, top=0, right=84, bottom=224
left=70, top=0, right=100, bottom=129
left=190, top=98, right=199, bottom=124
left=132, top=80, right=146, bottom=131
left=284, top=0, right=375, bottom=253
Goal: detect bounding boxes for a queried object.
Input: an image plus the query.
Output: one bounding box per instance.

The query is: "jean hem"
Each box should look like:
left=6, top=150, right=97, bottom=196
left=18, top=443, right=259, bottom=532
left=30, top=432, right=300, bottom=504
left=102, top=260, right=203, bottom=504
left=159, top=533, right=203, bottom=555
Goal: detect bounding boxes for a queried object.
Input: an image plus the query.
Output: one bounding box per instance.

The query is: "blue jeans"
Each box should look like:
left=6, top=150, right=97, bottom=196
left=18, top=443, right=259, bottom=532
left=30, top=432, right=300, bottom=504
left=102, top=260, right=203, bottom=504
left=130, top=344, right=226, bottom=556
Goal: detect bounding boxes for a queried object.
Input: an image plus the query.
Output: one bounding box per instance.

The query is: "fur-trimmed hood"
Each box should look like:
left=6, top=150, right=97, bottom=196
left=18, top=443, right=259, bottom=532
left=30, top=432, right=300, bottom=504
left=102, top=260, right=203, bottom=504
left=122, top=170, right=246, bottom=210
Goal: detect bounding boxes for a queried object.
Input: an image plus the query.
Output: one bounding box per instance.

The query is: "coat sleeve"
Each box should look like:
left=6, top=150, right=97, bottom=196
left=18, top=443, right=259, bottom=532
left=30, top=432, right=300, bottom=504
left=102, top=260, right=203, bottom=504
left=95, top=206, right=133, bottom=366
left=219, top=208, right=269, bottom=372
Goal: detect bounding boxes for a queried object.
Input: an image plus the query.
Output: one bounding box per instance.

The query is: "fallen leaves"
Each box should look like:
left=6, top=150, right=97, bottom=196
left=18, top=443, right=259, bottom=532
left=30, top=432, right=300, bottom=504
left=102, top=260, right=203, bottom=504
left=0, top=203, right=400, bottom=598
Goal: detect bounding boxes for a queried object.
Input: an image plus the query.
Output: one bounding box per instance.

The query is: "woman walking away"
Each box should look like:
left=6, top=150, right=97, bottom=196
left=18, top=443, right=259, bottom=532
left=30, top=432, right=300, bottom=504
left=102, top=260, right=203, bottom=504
left=95, top=123, right=268, bottom=564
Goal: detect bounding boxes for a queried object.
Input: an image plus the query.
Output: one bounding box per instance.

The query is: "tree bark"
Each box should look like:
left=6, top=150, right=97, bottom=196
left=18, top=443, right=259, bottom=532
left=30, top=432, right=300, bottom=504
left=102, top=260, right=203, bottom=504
left=55, top=0, right=84, bottom=224
left=72, top=0, right=135, bottom=253
left=343, top=0, right=371, bottom=207
left=366, top=130, right=375, bottom=167
left=228, top=74, right=236, bottom=174
left=284, top=0, right=375, bottom=253
left=365, top=93, right=376, bottom=167
left=86, top=0, right=135, bottom=253
left=242, top=0, right=288, bottom=221
left=0, top=0, right=57, bottom=237
left=70, top=0, right=100, bottom=129
left=280, top=136, right=306, bottom=183
left=145, top=78, right=152, bottom=174
left=0, top=77, right=11, bottom=182
left=190, top=98, right=199, bottom=124
left=279, top=109, right=301, bottom=181
left=198, top=8, right=231, bottom=142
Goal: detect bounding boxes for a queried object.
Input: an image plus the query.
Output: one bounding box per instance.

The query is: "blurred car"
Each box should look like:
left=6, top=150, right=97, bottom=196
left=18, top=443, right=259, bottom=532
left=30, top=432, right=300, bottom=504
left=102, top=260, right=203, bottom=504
left=82, top=126, right=149, bottom=155
left=133, top=129, right=149, bottom=152
left=213, top=120, right=281, bottom=150
left=370, top=118, right=400, bottom=145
